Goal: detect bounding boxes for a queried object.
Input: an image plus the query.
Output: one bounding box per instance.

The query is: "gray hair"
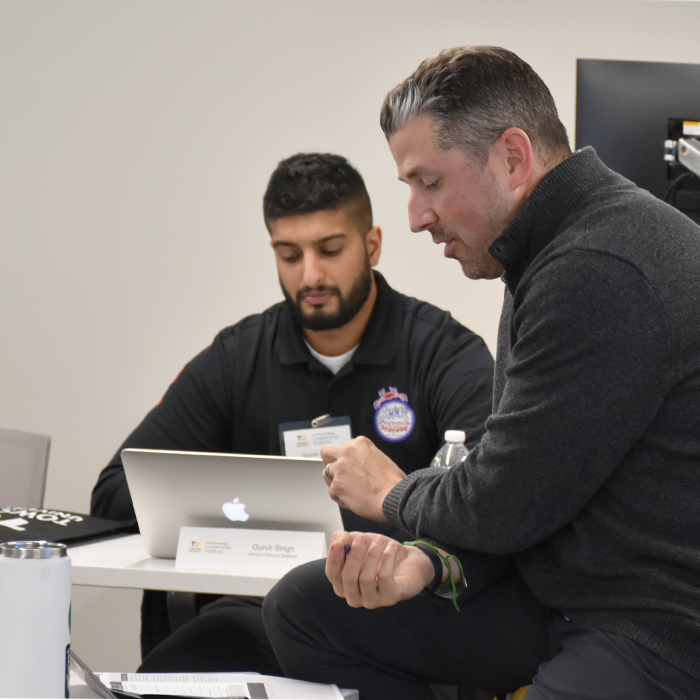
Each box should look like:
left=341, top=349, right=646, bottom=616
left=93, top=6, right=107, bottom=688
left=380, top=46, right=571, bottom=167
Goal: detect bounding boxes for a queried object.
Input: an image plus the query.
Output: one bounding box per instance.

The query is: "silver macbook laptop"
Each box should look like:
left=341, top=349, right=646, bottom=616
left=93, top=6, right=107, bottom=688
left=121, top=448, right=344, bottom=559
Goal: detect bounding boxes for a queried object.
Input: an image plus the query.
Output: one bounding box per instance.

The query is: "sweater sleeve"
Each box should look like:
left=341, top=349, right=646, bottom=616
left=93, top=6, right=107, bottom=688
left=90, top=338, right=232, bottom=521
left=384, top=250, right=671, bottom=554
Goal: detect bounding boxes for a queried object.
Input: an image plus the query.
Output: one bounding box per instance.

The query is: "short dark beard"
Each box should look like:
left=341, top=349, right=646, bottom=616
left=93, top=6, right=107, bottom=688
left=281, top=262, right=373, bottom=332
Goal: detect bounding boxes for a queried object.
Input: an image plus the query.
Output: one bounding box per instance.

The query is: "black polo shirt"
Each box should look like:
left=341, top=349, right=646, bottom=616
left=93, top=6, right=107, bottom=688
left=91, top=272, right=494, bottom=539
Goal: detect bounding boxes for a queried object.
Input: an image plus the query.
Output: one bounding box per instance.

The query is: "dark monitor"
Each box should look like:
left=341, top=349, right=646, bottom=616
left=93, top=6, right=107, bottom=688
left=576, top=58, right=700, bottom=224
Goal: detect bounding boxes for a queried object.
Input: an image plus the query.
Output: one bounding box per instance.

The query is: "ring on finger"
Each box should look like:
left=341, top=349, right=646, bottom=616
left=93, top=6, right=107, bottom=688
left=324, top=463, right=332, bottom=480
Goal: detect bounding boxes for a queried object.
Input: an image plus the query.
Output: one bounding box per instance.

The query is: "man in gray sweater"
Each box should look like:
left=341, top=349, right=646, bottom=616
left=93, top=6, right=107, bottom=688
left=262, top=47, right=700, bottom=699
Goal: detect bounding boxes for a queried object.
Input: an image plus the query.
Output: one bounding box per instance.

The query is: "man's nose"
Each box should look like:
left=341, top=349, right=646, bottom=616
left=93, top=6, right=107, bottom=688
left=407, top=190, right=438, bottom=233
left=301, top=252, right=324, bottom=288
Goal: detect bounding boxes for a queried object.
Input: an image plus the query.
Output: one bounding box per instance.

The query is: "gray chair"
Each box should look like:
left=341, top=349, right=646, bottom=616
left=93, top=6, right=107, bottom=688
left=0, top=427, right=51, bottom=507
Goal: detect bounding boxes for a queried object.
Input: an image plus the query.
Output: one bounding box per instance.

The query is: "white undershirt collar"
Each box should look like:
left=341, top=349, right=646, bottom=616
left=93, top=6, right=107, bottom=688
left=304, top=340, right=360, bottom=375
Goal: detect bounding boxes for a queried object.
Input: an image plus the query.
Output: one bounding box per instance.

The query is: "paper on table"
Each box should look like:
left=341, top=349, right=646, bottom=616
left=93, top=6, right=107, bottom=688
left=112, top=680, right=251, bottom=698
left=97, top=672, right=347, bottom=699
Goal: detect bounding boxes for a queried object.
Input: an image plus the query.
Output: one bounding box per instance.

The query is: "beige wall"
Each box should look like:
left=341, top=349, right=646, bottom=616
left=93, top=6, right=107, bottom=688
left=2, top=0, right=700, bottom=672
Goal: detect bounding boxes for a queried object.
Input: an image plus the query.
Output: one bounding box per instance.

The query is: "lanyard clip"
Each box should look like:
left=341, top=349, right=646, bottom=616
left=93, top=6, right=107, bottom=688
left=311, top=414, right=332, bottom=428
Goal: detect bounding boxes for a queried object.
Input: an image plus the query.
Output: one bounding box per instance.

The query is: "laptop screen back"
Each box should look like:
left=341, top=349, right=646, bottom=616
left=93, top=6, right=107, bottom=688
left=121, top=449, right=344, bottom=559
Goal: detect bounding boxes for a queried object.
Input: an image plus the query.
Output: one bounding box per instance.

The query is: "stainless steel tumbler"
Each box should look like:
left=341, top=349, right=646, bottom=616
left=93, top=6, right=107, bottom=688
left=0, top=541, right=72, bottom=698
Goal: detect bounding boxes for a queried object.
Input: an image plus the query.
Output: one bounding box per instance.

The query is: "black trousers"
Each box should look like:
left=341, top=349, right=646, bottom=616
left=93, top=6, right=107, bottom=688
left=139, top=594, right=283, bottom=675
left=262, top=559, right=700, bottom=700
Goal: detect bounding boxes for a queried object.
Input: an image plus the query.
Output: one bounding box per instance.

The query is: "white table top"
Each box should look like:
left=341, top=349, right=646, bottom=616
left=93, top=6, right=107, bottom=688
left=68, top=534, right=280, bottom=596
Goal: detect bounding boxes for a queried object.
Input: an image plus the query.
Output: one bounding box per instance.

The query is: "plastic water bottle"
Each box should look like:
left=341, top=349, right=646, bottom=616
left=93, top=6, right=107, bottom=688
left=430, top=430, right=469, bottom=469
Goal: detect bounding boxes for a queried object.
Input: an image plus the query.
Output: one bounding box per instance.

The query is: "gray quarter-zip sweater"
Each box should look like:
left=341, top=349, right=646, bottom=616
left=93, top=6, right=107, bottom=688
left=384, top=148, right=700, bottom=680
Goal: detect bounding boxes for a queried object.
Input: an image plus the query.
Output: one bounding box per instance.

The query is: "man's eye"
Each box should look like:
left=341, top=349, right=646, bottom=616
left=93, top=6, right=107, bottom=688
left=280, top=253, right=301, bottom=263
left=322, top=248, right=342, bottom=257
left=425, top=180, right=440, bottom=191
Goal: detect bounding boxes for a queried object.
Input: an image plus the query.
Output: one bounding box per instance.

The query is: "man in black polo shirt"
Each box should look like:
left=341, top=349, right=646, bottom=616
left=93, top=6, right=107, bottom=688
left=90, top=152, right=494, bottom=672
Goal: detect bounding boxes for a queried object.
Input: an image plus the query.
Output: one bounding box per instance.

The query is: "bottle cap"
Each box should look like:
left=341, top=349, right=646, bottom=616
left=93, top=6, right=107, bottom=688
left=0, top=541, right=67, bottom=559
left=444, top=430, right=466, bottom=443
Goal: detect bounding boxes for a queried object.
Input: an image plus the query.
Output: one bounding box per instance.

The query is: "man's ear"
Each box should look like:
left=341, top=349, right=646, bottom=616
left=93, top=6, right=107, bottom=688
left=366, top=226, right=382, bottom=266
left=492, top=127, right=534, bottom=193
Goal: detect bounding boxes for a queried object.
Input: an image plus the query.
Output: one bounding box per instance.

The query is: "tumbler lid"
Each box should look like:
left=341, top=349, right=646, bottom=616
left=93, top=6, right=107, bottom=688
left=0, top=541, right=67, bottom=559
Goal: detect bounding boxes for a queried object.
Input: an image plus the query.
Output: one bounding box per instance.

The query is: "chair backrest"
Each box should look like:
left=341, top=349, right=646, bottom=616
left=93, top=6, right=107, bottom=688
left=0, top=428, right=51, bottom=508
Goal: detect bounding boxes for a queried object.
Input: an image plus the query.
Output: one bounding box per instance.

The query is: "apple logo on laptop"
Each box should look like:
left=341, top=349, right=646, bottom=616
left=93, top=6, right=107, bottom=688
left=222, top=498, right=250, bottom=522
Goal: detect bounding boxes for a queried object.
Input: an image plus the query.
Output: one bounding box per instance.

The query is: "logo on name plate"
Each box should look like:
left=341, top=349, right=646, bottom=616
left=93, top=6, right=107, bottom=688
left=222, top=498, right=250, bottom=522
left=373, top=387, right=415, bottom=442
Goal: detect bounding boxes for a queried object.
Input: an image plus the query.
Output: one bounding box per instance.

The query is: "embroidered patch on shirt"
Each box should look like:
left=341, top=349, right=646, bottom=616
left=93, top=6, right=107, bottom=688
left=373, top=387, right=415, bottom=442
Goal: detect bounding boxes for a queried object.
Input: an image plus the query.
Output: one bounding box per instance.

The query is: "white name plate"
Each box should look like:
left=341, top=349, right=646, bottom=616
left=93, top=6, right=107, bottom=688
left=175, top=526, right=327, bottom=576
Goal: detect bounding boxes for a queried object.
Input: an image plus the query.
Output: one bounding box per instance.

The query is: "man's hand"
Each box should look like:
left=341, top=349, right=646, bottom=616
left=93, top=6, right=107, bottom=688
left=321, top=436, right=406, bottom=522
left=325, top=531, right=435, bottom=609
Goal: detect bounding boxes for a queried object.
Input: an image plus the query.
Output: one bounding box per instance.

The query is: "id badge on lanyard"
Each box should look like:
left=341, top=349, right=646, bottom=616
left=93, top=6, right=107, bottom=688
left=279, top=414, right=352, bottom=459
